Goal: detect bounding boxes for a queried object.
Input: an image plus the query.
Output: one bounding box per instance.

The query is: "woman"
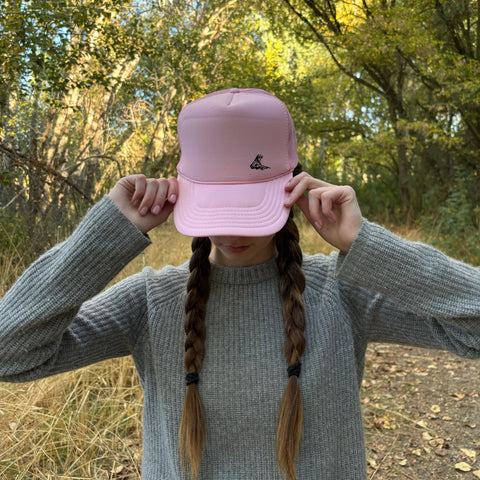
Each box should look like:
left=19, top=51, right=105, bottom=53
left=1, top=88, right=479, bottom=480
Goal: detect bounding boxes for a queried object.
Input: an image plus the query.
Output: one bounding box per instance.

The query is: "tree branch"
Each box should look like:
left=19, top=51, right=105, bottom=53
left=282, top=0, right=384, bottom=96
left=0, top=144, right=93, bottom=202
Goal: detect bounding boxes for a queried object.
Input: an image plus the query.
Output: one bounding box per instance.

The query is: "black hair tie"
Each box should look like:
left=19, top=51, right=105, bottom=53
left=186, top=372, right=199, bottom=385
left=287, top=362, right=302, bottom=378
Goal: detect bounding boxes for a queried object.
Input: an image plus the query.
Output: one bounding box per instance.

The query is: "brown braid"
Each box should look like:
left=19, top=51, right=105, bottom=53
left=275, top=210, right=307, bottom=480
left=178, top=236, right=212, bottom=479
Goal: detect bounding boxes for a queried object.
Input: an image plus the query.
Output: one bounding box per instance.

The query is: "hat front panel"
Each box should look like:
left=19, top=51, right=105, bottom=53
left=177, top=90, right=294, bottom=184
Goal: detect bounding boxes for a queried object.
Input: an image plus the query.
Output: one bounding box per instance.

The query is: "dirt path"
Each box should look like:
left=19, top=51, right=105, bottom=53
left=363, top=344, right=480, bottom=479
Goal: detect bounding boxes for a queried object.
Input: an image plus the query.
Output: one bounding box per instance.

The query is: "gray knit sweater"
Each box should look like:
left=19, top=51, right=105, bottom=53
left=1, top=197, right=480, bottom=479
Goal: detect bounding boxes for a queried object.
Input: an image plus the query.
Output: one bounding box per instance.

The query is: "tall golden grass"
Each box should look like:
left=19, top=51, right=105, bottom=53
left=0, top=218, right=415, bottom=479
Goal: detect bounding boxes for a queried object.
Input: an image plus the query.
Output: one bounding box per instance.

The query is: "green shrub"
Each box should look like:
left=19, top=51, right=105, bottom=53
left=421, top=167, right=480, bottom=264
left=0, top=210, right=28, bottom=293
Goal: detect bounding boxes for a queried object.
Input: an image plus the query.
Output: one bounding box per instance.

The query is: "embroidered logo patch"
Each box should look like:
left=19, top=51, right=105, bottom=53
left=250, top=154, right=270, bottom=170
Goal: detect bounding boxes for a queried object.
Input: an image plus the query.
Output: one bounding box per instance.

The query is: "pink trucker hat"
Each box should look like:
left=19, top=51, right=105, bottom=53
left=173, top=88, right=298, bottom=237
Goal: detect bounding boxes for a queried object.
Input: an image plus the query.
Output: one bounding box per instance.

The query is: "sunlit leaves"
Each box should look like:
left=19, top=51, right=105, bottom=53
left=278, top=0, right=480, bottom=224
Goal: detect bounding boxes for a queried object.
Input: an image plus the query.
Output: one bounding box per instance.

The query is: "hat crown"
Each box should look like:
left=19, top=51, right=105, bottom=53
left=177, top=88, right=297, bottom=184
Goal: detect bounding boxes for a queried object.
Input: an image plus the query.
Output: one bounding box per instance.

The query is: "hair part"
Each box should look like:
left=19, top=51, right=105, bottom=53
left=179, top=236, right=212, bottom=479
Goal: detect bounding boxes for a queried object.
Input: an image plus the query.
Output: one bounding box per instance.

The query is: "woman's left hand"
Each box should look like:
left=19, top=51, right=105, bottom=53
left=285, top=172, right=363, bottom=252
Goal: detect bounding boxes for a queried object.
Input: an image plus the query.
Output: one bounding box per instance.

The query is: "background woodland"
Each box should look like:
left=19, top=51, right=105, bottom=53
left=1, top=0, right=480, bottom=283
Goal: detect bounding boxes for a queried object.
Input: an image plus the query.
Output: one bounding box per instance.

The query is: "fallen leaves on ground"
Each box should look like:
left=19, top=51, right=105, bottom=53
left=363, top=344, right=479, bottom=479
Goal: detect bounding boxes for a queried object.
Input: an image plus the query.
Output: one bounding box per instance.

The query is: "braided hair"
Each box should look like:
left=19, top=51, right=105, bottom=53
left=178, top=236, right=212, bottom=478
left=275, top=209, right=306, bottom=480
left=179, top=206, right=306, bottom=480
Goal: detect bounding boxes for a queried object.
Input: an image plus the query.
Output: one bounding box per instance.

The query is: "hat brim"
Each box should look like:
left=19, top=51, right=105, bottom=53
left=173, top=172, right=292, bottom=237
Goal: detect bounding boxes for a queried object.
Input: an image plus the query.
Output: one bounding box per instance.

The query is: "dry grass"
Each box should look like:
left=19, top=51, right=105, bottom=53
left=0, top=218, right=420, bottom=479
left=0, top=358, right=143, bottom=479
left=0, top=218, right=194, bottom=480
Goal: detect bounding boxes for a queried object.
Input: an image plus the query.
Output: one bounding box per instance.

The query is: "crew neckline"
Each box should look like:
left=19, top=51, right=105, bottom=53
left=209, top=257, right=279, bottom=285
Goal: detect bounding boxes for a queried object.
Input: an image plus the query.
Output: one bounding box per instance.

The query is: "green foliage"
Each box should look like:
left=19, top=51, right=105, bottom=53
left=1, top=0, right=479, bottom=264
left=0, top=209, right=26, bottom=253
left=421, top=167, right=480, bottom=263
left=282, top=0, right=480, bottom=224
left=0, top=0, right=137, bottom=95
left=0, top=170, right=17, bottom=185
left=0, top=208, right=28, bottom=291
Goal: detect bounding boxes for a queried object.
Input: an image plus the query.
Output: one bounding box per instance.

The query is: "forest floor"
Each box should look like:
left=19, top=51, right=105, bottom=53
left=363, top=343, right=480, bottom=480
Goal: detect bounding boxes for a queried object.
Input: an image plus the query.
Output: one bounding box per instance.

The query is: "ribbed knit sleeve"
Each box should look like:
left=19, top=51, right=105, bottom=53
left=0, top=196, right=151, bottom=382
left=335, top=220, right=480, bottom=357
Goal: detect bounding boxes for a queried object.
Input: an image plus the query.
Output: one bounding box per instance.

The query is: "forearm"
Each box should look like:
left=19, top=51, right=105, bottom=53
left=337, top=220, right=480, bottom=318
left=0, top=196, right=151, bottom=380
left=336, top=220, right=480, bottom=352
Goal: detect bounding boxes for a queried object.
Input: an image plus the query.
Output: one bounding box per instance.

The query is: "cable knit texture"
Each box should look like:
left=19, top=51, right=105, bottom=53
left=1, top=196, right=479, bottom=479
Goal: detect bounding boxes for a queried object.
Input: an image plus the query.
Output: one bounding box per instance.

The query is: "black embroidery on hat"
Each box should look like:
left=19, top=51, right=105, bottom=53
left=250, top=154, right=271, bottom=170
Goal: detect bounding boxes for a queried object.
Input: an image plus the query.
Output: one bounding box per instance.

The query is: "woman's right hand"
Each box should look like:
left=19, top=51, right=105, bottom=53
left=108, top=174, right=178, bottom=234
left=285, top=172, right=363, bottom=253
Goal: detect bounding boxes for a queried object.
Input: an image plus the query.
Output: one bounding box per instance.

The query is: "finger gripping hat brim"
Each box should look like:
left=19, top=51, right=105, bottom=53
left=174, top=88, right=298, bottom=237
